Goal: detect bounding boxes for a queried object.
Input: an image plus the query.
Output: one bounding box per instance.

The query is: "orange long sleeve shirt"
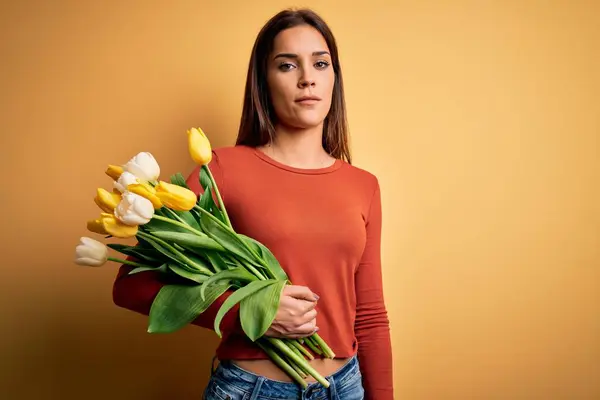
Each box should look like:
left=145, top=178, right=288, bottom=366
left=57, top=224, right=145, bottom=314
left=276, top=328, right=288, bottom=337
left=112, top=145, right=393, bottom=399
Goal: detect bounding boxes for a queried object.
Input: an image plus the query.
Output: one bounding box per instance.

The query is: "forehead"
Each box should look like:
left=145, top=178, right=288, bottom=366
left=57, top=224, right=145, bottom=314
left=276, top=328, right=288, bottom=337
left=271, top=25, right=330, bottom=54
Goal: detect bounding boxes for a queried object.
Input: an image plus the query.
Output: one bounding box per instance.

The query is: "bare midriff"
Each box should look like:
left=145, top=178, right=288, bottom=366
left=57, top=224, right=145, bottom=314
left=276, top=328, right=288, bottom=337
left=231, top=357, right=352, bottom=382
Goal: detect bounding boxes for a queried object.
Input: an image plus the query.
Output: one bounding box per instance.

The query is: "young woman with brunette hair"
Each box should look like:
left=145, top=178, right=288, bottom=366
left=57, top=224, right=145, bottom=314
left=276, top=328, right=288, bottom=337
left=112, top=8, right=393, bottom=400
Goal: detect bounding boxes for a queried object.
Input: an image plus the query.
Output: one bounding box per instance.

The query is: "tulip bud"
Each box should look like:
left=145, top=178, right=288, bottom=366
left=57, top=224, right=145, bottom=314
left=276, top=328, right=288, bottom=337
left=123, top=152, right=160, bottom=182
left=74, top=236, right=109, bottom=267
left=87, top=213, right=138, bottom=238
left=127, top=183, right=163, bottom=209
left=105, top=165, right=124, bottom=181
left=187, top=127, right=212, bottom=165
left=94, top=188, right=122, bottom=213
left=114, top=171, right=139, bottom=193
left=155, top=181, right=197, bottom=211
left=115, top=192, right=155, bottom=225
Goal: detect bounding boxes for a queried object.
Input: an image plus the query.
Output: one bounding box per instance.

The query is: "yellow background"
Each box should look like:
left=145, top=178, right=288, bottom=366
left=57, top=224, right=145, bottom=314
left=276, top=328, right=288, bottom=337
left=1, top=1, right=598, bottom=399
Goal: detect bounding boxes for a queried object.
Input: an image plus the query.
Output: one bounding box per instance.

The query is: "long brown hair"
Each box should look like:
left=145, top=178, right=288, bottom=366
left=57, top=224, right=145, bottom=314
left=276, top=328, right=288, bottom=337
left=235, top=8, right=352, bottom=164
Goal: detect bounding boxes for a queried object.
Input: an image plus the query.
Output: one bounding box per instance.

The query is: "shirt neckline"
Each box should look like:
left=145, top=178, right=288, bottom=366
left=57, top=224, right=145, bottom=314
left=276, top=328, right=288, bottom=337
left=247, top=146, right=344, bottom=175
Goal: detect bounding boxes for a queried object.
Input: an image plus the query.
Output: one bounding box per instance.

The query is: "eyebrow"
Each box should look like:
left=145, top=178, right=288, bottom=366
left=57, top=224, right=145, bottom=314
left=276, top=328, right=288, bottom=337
left=273, top=51, right=331, bottom=59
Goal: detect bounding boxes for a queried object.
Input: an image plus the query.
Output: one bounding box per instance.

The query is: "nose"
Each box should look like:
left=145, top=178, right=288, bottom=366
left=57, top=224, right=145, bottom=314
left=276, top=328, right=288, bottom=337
left=298, top=74, right=315, bottom=88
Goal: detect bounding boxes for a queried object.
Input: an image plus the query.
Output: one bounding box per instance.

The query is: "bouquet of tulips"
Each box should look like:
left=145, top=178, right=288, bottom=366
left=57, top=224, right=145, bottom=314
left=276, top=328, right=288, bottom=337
left=74, top=127, right=335, bottom=388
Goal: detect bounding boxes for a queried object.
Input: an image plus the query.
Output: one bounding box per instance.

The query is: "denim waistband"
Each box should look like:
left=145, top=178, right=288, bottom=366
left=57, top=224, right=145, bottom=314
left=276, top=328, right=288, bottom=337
left=213, top=355, right=360, bottom=398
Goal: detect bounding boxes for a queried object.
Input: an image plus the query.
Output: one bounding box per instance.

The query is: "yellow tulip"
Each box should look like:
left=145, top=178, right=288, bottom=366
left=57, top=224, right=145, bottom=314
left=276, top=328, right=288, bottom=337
left=187, top=127, right=212, bottom=166
left=87, top=213, right=138, bottom=238
left=105, top=165, right=124, bottom=181
left=127, top=183, right=163, bottom=209
left=94, top=188, right=122, bottom=213
left=155, top=181, right=197, bottom=211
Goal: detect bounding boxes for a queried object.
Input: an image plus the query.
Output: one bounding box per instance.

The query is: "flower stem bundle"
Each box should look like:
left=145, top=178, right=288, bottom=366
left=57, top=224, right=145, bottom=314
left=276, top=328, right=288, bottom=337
left=75, top=127, right=335, bottom=388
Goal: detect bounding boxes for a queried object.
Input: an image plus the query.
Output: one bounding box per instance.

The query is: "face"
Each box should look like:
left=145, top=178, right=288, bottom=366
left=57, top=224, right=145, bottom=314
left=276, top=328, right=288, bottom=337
left=266, top=25, right=335, bottom=130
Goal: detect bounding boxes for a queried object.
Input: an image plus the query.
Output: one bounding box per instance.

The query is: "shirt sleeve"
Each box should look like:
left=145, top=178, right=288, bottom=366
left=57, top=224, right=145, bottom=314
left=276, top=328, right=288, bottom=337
left=354, top=178, right=394, bottom=399
left=111, top=150, right=243, bottom=338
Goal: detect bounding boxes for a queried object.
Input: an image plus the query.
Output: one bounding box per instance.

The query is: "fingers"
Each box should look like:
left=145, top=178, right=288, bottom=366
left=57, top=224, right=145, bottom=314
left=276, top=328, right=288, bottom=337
left=300, top=309, right=317, bottom=325
left=284, top=285, right=319, bottom=302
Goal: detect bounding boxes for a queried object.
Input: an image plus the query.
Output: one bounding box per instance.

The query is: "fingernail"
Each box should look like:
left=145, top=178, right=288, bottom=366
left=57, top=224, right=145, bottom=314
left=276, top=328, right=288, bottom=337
left=315, top=294, right=320, bottom=300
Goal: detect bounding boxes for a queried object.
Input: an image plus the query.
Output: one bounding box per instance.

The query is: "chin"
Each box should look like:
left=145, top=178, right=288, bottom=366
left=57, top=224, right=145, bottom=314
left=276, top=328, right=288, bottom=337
left=289, top=113, right=327, bottom=129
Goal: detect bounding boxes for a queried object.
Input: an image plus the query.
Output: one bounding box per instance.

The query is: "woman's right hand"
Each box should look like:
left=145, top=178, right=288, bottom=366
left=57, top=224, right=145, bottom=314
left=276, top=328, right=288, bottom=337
left=264, top=285, right=319, bottom=339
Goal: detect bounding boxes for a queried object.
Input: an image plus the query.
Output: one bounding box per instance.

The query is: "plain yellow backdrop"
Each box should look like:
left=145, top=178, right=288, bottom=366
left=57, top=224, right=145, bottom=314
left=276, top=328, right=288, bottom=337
left=1, top=1, right=598, bottom=399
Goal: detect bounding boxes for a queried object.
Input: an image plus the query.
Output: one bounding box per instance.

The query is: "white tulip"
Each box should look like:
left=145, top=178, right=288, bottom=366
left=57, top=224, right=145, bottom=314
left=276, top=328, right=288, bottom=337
left=114, top=171, right=139, bottom=193
left=123, top=152, right=160, bottom=182
left=114, top=191, right=154, bottom=225
left=74, top=237, right=108, bottom=267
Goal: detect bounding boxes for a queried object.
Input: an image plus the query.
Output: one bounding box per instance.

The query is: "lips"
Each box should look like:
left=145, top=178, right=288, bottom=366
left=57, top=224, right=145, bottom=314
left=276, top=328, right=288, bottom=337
left=295, top=95, right=321, bottom=105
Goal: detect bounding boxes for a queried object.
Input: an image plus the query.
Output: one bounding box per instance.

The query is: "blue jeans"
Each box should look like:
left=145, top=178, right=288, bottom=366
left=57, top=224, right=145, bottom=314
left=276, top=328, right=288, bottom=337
left=203, top=355, right=364, bottom=400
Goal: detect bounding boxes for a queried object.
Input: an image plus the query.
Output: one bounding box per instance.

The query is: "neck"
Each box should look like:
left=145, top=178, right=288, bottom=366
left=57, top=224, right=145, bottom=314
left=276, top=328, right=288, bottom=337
left=263, top=123, right=334, bottom=169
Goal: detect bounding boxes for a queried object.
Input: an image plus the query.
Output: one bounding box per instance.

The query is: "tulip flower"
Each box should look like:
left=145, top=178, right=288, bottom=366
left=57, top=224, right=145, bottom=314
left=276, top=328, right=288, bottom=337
left=114, top=171, right=139, bottom=193
left=123, top=152, right=160, bottom=182
left=105, top=164, right=124, bottom=181
left=74, top=236, right=108, bottom=267
left=187, top=127, right=212, bottom=165
left=127, top=183, right=163, bottom=209
left=155, top=181, right=197, bottom=211
left=115, top=192, right=155, bottom=225
left=94, top=188, right=122, bottom=213
left=87, top=213, right=138, bottom=238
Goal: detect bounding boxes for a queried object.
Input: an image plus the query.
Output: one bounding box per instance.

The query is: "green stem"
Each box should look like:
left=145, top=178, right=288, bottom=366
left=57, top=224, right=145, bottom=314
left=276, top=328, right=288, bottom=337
left=193, top=205, right=272, bottom=274
left=202, top=165, right=231, bottom=228
left=152, top=214, right=205, bottom=237
left=257, top=340, right=307, bottom=388
left=289, top=339, right=315, bottom=360
left=107, top=257, right=151, bottom=268
left=267, top=338, right=329, bottom=388
left=161, top=207, right=188, bottom=225
left=310, top=333, right=336, bottom=358
left=136, top=231, right=212, bottom=274
left=286, top=340, right=305, bottom=360
left=303, top=336, right=323, bottom=356
left=284, top=354, right=308, bottom=379
left=239, top=258, right=268, bottom=281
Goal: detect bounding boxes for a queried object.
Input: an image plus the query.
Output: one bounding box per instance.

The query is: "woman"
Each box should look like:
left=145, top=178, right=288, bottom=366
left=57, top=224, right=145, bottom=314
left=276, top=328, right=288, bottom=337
left=112, top=8, right=393, bottom=400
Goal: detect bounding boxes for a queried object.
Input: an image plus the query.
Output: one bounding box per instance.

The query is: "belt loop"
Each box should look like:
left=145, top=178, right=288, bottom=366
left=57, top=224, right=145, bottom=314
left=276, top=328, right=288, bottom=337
left=210, top=355, right=218, bottom=376
left=327, top=376, right=337, bottom=400
left=249, top=376, right=266, bottom=400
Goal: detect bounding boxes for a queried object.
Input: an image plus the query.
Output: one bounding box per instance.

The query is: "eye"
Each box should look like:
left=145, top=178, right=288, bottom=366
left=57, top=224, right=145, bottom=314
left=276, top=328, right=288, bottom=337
left=315, top=60, right=330, bottom=69
left=278, top=62, right=296, bottom=71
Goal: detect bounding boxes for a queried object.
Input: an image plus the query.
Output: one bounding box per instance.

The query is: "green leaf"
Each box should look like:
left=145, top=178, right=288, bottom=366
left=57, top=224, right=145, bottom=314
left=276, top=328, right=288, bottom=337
left=199, top=186, right=226, bottom=224
left=148, top=281, right=231, bottom=333
left=144, top=217, right=190, bottom=234
left=205, top=250, right=228, bottom=272
left=185, top=253, right=214, bottom=273
left=167, top=264, right=209, bottom=284
left=199, top=212, right=259, bottom=265
left=170, top=173, right=191, bottom=189
left=107, top=244, right=164, bottom=264
left=200, top=267, right=256, bottom=301
left=174, top=210, right=201, bottom=230
left=199, top=186, right=213, bottom=211
left=199, top=167, right=212, bottom=191
left=136, top=231, right=212, bottom=274
left=240, top=280, right=286, bottom=341
left=239, top=235, right=288, bottom=281
left=214, top=279, right=278, bottom=337
left=128, top=264, right=167, bottom=275
left=151, top=231, right=225, bottom=252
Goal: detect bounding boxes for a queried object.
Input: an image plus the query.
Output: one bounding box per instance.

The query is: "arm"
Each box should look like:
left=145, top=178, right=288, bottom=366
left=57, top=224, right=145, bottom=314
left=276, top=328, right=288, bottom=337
left=112, top=151, right=243, bottom=337
left=354, top=179, right=394, bottom=399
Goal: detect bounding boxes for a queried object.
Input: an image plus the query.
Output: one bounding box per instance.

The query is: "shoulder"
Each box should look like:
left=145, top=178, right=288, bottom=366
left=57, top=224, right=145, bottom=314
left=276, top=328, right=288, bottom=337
left=213, top=144, right=254, bottom=158
left=211, top=145, right=255, bottom=167
left=339, top=161, right=380, bottom=193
